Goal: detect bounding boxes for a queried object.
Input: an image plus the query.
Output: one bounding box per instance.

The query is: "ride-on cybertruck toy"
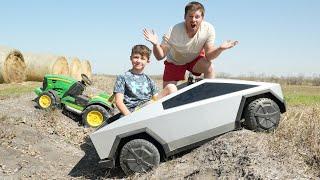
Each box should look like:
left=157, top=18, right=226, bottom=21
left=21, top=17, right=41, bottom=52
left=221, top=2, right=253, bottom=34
left=90, top=78, right=286, bottom=175
left=34, top=74, right=114, bottom=128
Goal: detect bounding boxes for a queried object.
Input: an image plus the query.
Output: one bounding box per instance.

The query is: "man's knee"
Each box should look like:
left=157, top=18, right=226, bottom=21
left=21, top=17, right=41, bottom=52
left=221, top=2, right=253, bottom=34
left=163, top=81, right=177, bottom=89
left=204, top=65, right=215, bottom=78
left=165, top=83, right=178, bottom=94
left=206, top=65, right=214, bottom=74
left=193, top=59, right=212, bottom=73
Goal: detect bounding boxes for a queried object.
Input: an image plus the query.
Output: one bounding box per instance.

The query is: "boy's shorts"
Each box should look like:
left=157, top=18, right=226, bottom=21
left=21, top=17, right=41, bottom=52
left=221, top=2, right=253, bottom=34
left=163, top=50, right=205, bottom=81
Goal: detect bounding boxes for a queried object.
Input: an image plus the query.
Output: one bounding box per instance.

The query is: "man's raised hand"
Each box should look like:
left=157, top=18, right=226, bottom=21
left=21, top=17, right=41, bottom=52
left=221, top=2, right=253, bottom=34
left=220, top=40, right=239, bottom=50
left=143, top=29, right=158, bottom=46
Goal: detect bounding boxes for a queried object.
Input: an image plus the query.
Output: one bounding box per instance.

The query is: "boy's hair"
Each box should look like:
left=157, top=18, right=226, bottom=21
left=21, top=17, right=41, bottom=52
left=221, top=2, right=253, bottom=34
left=131, top=45, right=152, bottom=60
left=184, top=1, right=205, bottom=18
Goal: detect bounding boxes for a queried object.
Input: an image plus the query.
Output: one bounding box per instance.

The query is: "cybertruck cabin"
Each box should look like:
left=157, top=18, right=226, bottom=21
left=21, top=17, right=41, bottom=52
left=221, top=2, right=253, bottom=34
left=90, top=78, right=286, bottom=175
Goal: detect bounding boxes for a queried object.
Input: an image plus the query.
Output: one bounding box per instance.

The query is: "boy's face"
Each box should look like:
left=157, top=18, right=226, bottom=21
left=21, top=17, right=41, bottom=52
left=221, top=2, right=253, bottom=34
left=185, top=10, right=203, bottom=34
left=130, top=53, right=150, bottom=71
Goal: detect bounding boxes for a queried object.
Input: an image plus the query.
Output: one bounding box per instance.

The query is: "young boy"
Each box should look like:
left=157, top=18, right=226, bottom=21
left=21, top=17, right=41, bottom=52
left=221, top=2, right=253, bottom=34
left=114, top=45, right=177, bottom=116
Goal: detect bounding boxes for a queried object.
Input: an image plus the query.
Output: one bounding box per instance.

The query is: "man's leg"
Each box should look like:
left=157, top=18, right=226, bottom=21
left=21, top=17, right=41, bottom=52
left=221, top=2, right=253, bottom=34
left=163, top=60, right=186, bottom=88
left=163, top=81, right=178, bottom=89
left=158, top=83, right=177, bottom=99
left=192, top=58, right=215, bottom=79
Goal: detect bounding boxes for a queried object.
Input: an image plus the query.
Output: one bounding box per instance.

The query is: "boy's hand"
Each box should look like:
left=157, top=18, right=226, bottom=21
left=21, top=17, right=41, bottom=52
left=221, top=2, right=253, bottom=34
left=143, top=28, right=158, bottom=45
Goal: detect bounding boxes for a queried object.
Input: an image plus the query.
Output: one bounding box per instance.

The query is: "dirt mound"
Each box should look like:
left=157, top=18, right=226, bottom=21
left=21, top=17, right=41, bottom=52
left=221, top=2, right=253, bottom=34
left=137, top=130, right=313, bottom=179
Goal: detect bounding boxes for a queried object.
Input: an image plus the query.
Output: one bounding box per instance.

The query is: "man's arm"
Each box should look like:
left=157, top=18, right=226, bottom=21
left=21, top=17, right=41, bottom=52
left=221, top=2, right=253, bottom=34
left=205, top=40, right=238, bottom=61
left=114, top=93, right=131, bottom=116
left=153, top=44, right=168, bottom=60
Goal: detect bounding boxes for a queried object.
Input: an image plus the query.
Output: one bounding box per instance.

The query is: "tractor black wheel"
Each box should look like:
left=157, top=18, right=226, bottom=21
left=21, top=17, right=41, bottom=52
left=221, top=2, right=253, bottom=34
left=244, top=98, right=281, bottom=132
left=82, top=105, right=110, bottom=128
left=119, top=139, right=160, bottom=175
left=37, top=92, right=56, bottom=109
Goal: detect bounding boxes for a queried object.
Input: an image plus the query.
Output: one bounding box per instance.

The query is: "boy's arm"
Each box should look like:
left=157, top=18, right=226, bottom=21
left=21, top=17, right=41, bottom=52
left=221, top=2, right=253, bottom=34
left=115, top=93, right=131, bottom=116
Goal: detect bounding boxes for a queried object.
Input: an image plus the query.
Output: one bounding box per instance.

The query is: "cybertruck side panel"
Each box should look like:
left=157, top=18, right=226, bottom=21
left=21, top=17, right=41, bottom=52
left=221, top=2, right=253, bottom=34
left=153, top=95, right=243, bottom=151
left=268, top=84, right=285, bottom=102
left=90, top=94, right=243, bottom=159
left=90, top=103, right=170, bottom=159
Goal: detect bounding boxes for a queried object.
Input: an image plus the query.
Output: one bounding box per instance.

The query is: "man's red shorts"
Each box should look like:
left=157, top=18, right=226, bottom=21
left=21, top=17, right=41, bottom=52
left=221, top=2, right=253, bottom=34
left=163, top=50, right=205, bottom=81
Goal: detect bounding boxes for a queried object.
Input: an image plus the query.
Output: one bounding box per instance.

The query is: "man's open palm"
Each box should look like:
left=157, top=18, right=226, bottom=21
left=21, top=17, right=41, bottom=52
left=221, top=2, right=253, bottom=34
left=220, top=40, right=239, bottom=50
left=143, top=29, right=158, bottom=45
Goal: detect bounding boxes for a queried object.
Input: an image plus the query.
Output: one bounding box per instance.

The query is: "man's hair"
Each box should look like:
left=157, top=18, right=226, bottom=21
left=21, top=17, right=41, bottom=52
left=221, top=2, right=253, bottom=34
left=184, top=1, right=205, bottom=18
left=131, top=45, right=152, bottom=60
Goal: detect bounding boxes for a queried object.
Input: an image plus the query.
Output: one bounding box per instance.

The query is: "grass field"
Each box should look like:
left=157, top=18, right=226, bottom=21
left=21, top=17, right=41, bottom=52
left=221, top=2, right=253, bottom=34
left=0, top=82, right=41, bottom=98
left=0, top=80, right=319, bottom=106
left=283, top=85, right=320, bottom=106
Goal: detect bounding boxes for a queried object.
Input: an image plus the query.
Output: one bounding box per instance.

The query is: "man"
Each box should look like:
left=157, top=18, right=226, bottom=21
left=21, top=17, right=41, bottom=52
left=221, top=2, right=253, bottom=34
left=144, top=1, right=238, bottom=88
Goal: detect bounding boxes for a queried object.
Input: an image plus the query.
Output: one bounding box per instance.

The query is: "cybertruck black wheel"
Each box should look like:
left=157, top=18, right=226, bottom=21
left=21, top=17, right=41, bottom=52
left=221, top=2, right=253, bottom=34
left=82, top=105, right=110, bottom=128
left=244, top=98, right=281, bottom=132
left=119, top=139, right=160, bottom=175
left=37, top=92, right=56, bottom=109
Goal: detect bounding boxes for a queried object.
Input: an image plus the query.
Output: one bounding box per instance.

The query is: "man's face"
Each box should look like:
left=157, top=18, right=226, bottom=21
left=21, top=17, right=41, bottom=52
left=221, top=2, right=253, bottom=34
left=130, top=53, right=149, bottom=71
left=185, top=10, right=203, bottom=34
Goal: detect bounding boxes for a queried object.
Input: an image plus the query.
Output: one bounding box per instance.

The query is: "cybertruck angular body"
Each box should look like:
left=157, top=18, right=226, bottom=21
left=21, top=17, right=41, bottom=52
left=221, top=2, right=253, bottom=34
left=90, top=78, right=286, bottom=174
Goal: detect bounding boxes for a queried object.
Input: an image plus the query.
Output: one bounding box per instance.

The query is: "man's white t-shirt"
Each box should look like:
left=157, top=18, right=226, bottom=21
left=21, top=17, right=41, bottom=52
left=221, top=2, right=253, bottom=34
left=161, top=21, right=215, bottom=65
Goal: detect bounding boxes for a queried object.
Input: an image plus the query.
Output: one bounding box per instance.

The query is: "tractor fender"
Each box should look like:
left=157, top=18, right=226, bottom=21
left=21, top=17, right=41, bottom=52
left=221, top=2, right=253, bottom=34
left=85, top=102, right=113, bottom=113
left=48, top=90, right=61, bottom=106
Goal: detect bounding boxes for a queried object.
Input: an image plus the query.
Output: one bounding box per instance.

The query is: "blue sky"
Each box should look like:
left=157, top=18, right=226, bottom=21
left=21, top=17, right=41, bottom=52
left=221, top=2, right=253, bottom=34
left=1, top=0, right=319, bottom=76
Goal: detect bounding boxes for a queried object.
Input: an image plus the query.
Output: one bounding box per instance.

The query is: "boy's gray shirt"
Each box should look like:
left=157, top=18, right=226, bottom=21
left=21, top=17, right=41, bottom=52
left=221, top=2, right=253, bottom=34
left=113, top=70, right=158, bottom=110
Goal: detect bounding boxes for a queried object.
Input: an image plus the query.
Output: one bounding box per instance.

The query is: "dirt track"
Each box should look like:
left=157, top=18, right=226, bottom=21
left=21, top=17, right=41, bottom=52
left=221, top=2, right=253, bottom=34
left=0, top=76, right=319, bottom=179
left=0, top=93, right=112, bottom=179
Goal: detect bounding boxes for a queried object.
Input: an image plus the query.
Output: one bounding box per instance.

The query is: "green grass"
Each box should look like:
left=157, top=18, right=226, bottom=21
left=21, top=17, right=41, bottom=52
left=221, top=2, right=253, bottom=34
left=0, top=81, right=319, bottom=106
left=0, top=82, right=41, bottom=98
left=283, top=85, right=320, bottom=106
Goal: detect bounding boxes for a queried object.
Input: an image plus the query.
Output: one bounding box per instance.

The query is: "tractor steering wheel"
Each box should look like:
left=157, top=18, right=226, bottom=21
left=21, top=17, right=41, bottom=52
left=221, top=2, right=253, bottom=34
left=81, top=74, right=93, bottom=86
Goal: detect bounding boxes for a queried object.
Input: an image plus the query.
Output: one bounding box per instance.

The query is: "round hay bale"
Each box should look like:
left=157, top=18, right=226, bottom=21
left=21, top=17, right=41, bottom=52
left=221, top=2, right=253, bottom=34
left=0, top=46, right=27, bottom=83
left=51, top=56, right=69, bottom=75
left=24, top=53, right=69, bottom=81
left=69, top=57, right=82, bottom=81
left=81, top=60, right=92, bottom=79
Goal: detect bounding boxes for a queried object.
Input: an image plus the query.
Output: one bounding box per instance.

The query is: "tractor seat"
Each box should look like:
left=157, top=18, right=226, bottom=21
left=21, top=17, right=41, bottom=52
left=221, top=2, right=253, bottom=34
left=66, top=82, right=85, bottom=97
left=75, top=94, right=90, bottom=106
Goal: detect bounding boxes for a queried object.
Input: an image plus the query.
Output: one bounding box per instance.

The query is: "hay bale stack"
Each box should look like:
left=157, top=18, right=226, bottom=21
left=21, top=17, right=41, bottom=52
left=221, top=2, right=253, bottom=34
left=69, top=57, right=82, bottom=81
left=24, top=53, right=69, bottom=81
left=81, top=60, right=92, bottom=79
left=0, top=45, right=27, bottom=83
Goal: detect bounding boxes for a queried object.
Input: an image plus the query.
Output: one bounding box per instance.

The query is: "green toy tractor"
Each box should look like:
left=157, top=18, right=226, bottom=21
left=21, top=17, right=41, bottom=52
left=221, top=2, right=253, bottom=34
left=34, top=74, right=114, bottom=128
